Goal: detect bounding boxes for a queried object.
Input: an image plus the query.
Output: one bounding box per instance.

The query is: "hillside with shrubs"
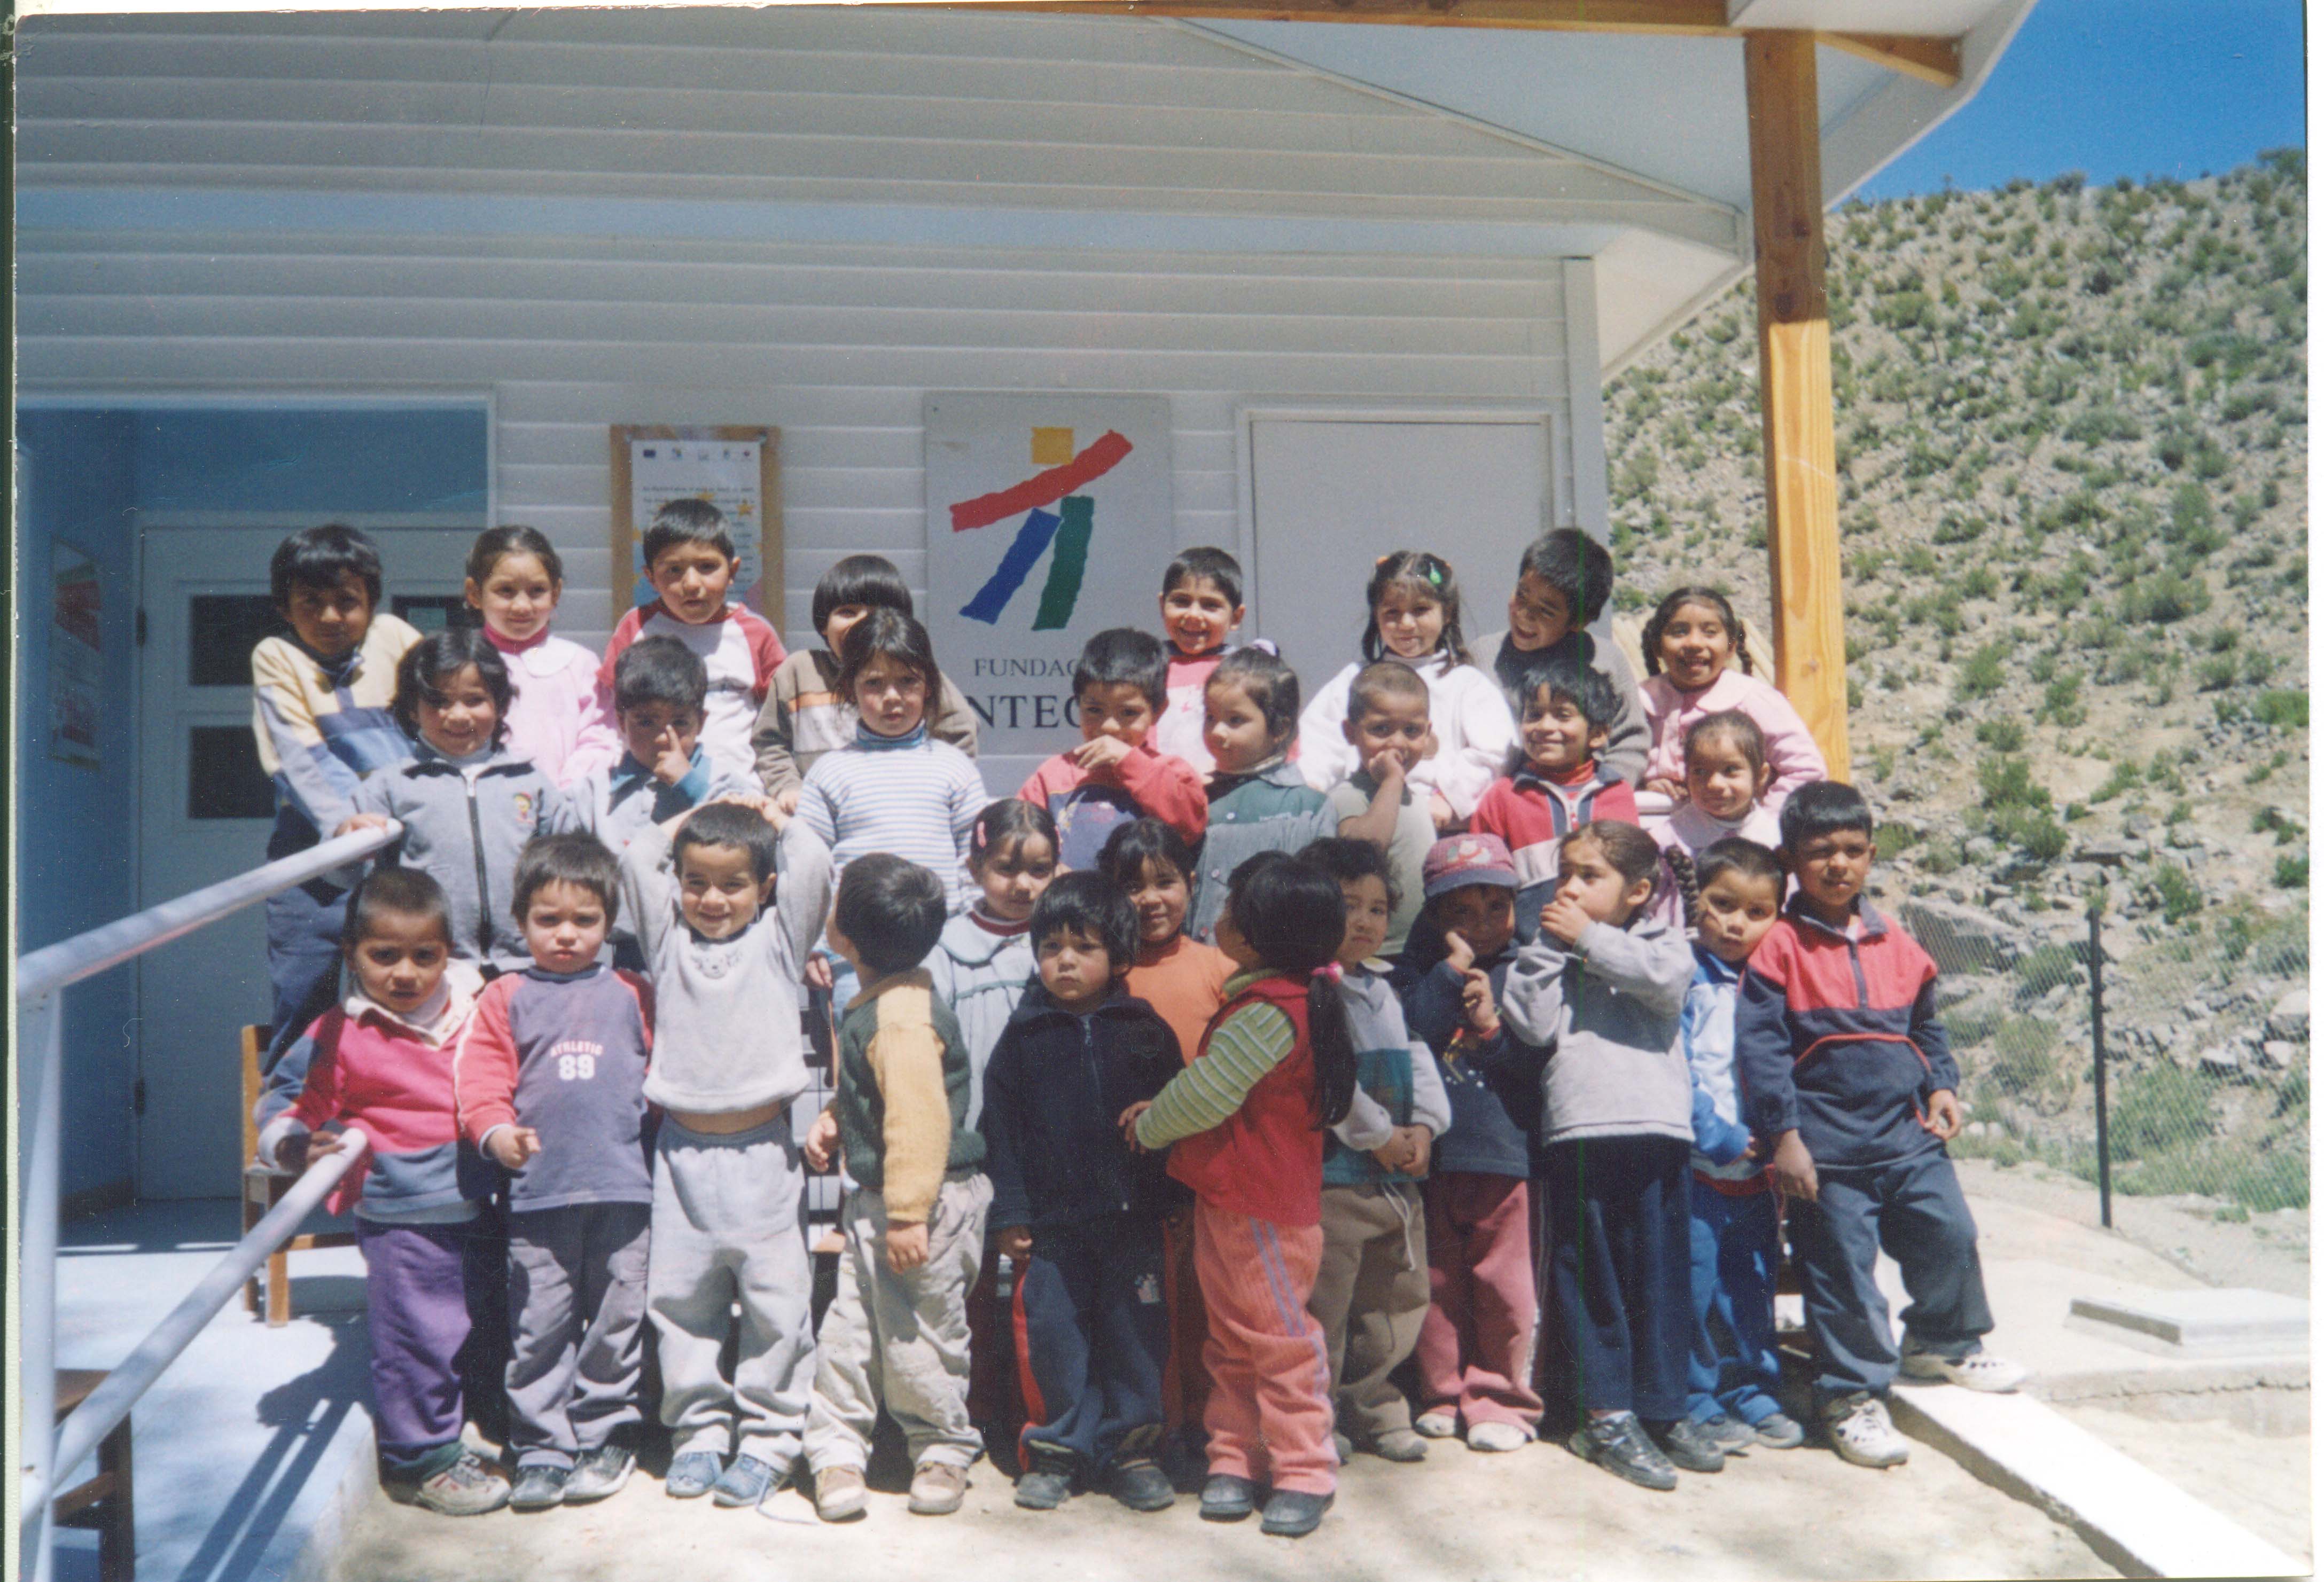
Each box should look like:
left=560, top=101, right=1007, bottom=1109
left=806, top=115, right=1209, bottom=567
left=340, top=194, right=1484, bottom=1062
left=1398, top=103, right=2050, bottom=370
left=1602, top=152, right=2309, bottom=1224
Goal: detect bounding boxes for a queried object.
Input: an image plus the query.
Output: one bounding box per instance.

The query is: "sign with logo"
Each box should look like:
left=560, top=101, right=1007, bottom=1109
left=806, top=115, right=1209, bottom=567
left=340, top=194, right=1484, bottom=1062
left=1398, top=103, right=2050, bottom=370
left=610, top=425, right=782, bottom=624
left=924, top=394, right=1174, bottom=758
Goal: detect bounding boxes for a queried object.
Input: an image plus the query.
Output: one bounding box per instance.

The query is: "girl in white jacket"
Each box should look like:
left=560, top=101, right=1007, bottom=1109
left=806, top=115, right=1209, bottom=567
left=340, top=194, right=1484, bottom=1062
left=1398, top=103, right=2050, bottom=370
left=1296, top=550, right=1515, bottom=832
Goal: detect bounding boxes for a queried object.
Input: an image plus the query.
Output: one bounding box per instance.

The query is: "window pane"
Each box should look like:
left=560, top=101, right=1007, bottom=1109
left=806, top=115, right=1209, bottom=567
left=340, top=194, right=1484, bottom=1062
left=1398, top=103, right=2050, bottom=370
left=394, top=596, right=477, bottom=635
left=188, top=726, right=277, bottom=820
left=189, top=595, right=291, bottom=687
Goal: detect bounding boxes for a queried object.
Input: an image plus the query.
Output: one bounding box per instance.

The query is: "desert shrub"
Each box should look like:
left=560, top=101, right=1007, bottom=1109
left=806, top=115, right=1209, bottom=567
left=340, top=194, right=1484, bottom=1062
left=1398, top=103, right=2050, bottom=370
left=2252, top=690, right=2309, bottom=729
left=2119, top=571, right=2211, bottom=624
left=1978, top=755, right=2050, bottom=811
left=1975, top=719, right=2026, bottom=753
left=1956, top=642, right=2010, bottom=699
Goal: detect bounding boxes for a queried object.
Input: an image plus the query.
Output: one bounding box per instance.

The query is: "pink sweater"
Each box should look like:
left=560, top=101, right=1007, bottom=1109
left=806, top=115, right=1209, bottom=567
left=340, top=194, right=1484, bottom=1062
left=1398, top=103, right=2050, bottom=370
left=1638, top=668, right=1827, bottom=812
left=487, top=628, right=621, bottom=788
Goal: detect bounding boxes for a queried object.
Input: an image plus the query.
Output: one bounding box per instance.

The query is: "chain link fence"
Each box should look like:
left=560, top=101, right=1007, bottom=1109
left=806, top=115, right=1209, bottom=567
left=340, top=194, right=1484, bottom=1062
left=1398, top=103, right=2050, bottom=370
left=1910, top=893, right=2310, bottom=1288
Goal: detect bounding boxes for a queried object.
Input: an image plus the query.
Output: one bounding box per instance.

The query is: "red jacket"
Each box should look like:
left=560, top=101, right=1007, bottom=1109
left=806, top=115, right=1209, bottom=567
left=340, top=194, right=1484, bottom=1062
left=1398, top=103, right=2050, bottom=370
left=1017, top=739, right=1207, bottom=870
left=1471, top=762, right=1640, bottom=904
left=1167, top=976, right=1325, bottom=1227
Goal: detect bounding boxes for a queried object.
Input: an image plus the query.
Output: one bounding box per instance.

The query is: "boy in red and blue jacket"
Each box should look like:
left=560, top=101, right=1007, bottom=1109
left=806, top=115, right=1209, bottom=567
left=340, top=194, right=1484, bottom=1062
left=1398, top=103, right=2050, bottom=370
left=1734, top=782, right=2023, bottom=1471
left=1017, top=629, right=1207, bottom=872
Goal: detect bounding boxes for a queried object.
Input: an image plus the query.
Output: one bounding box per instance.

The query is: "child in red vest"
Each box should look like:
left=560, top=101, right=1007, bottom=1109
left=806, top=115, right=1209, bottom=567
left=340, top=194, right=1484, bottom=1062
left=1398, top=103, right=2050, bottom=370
left=1127, top=851, right=1392, bottom=1540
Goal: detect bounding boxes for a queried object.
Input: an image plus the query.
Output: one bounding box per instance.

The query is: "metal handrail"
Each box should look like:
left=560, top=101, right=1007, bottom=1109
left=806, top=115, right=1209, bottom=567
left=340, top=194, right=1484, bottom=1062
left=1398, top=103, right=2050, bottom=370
left=17, top=818, right=402, bottom=1582
left=29, top=1131, right=372, bottom=1511
left=17, top=821, right=403, bottom=1002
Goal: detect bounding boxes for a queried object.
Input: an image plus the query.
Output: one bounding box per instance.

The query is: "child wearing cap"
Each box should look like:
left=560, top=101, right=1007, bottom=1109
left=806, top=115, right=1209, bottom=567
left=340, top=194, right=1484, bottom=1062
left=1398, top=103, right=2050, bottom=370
left=1389, top=833, right=1546, bottom=1452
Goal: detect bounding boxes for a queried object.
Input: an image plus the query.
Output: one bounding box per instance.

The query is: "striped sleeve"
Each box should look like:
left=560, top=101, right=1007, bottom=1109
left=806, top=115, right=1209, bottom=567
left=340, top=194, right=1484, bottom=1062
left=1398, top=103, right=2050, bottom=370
left=1135, top=1000, right=1294, bottom=1147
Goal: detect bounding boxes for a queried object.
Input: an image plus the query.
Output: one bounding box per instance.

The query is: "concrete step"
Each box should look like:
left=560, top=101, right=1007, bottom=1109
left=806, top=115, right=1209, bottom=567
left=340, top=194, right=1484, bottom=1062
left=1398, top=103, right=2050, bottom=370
left=2068, top=1287, right=2310, bottom=1359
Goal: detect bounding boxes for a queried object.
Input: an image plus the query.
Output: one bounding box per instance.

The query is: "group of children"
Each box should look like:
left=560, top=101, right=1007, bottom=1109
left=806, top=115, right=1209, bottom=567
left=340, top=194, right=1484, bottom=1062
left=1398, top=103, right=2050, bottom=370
left=249, top=505, right=2020, bottom=1538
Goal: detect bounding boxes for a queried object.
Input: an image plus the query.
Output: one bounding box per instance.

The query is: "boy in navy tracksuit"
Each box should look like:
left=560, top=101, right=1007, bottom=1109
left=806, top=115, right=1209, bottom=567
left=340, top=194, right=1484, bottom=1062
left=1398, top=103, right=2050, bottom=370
left=980, top=873, right=1185, bottom=1514
left=1735, top=782, right=2024, bottom=1470
left=454, top=833, right=656, bottom=1510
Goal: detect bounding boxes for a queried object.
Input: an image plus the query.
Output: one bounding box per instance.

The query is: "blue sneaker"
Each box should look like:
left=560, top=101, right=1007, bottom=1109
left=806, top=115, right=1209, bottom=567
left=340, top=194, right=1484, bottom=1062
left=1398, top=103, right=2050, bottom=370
left=711, top=1454, right=784, bottom=1508
left=665, top=1451, right=721, bottom=1499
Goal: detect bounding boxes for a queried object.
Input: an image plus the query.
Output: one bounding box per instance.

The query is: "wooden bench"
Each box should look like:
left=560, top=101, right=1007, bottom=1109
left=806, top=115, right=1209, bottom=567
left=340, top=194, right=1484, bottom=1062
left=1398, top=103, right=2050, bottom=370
left=53, top=1369, right=134, bottom=1582
left=239, top=1025, right=357, bottom=1326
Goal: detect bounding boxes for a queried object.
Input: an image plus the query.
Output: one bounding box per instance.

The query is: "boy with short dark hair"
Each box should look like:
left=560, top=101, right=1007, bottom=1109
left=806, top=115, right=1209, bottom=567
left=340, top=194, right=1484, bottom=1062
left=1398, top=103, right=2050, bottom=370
left=1470, top=656, right=1641, bottom=936
left=979, top=872, right=1185, bottom=1514
left=1153, top=547, right=1247, bottom=774
left=802, top=855, right=991, bottom=1522
left=1017, top=627, right=1207, bottom=871
left=1736, top=781, right=2023, bottom=1471
left=620, top=796, right=834, bottom=1509
left=751, top=553, right=981, bottom=808
left=454, top=832, right=654, bottom=1509
left=598, top=500, right=786, bottom=786
left=1326, top=662, right=1441, bottom=957
left=252, top=522, right=425, bottom=1064
left=574, top=636, right=758, bottom=857
left=1470, top=529, right=1649, bottom=787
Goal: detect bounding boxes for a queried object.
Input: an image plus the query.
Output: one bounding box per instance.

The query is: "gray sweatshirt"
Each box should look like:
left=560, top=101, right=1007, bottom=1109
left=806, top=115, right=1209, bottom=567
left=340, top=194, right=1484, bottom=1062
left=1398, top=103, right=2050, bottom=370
left=619, top=816, right=833, bottom=1115
left=1499, top=915, right=1695, bottom=1146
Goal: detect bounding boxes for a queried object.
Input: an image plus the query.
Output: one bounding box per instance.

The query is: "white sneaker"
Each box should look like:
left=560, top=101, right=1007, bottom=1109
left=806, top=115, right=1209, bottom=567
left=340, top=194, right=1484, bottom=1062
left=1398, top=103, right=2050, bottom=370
left=1413, top=1411, right=1459, bottom=1439
left=1465, top=1420, right=1531, bottom=1453
left=1824, top=1396, right=1909, bottom=1469
left=1900, top=1348, right=2026, bottom=1393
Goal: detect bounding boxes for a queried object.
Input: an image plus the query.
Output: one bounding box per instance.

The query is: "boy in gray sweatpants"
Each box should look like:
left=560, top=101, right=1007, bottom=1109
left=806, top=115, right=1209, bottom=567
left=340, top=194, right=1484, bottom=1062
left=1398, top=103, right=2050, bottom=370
left=619, top=799, right=833, bottom=1510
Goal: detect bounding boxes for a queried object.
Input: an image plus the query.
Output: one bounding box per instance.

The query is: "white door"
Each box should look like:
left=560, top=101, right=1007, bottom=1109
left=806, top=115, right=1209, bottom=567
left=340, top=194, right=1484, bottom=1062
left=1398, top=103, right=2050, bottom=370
left=1246, top=416, right=1556, bottom=711
left=136, top=528, right=472, bottom=1199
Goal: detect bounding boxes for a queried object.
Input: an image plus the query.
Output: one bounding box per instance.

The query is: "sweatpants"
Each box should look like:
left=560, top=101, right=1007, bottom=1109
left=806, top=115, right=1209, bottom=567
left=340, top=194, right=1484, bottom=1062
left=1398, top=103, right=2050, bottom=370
left=1685, top=1178, right=1784, bottom=1427
left=1309, top=1182, right=1430, bottom=1444
left=506, top=1202, right=652, bottom=1469
left=1013, top=1211, right=1171, bottom=1473
left=1791, top=1149, right=1993, bottom=1406
left=357, top=1215, right=497, bottom=1481
left=1160, top=1210, right=1212, bottom=1439
left=1540, top=1137, right=1691, bottom=1423
left=1191, top=1200, right=1334, bottom=1497
left=1414, top=1171, right=1541, bottom=1432
left=263, top=879, right=345, bottom=1069
left=805, top=1173, right=992, bottom=1473
left=647, top=1115, right=816, bottom=1466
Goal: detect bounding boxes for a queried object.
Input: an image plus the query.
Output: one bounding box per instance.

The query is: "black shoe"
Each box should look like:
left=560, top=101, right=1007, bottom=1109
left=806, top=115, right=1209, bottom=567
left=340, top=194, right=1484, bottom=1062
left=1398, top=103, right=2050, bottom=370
left=1258, top=1489, right=1333, bottom=1538
left=1653, top=1416, right=1726, bottom=1474
left=664, top=1451, right=720, bottom=1499
left=1109, top=1458, right=1176, bottom=1513
left=710, top=1453, right=783, bottom=1508
left=506, top=1462, right=569, bottom=1512
left=1015, top=1446, right=1075, bottom=1511
left=1568, top=1413, right=1678, bottom=1492
left=1199, top=1474, right=1257, bottom=1522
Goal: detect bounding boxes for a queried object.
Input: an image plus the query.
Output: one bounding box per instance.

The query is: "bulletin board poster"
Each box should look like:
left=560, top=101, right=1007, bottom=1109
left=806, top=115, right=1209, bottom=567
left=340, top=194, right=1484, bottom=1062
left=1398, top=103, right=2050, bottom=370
left=609, top=426, right=782, bottom=624
left=925, top=394, right=1175, bottom=759
left=49, top=541, right=103, bottom=769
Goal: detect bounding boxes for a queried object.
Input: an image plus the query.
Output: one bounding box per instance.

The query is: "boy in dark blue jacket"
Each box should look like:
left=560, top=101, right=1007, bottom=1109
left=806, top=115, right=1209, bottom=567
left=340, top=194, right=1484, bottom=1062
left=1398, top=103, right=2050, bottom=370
left=979, top=872, right=1185, bottom=1514
left=1735, top=782, right=2024, bottom=1472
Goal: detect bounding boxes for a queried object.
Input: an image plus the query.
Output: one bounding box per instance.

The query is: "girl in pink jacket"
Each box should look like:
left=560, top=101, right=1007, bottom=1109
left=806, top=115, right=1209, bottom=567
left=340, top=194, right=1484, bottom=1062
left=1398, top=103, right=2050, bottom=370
left=1636, top=587, right=1825, bottom=817
left=465, top=526, right=621, bottom=788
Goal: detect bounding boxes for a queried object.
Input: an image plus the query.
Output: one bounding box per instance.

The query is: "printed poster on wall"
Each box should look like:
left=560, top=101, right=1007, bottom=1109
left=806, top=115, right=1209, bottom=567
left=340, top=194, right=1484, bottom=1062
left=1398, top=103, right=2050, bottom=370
left=609, top=426, right=782, bottom=623
left=50, top=541, right=103, bottom=769
left=925, top=395, right=1174, bottom=759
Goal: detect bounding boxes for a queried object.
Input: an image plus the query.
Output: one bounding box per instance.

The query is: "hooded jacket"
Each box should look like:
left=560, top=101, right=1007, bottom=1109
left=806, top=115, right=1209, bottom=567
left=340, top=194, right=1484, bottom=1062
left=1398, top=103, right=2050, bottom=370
left=980, top=982, right=1186, bottom=1233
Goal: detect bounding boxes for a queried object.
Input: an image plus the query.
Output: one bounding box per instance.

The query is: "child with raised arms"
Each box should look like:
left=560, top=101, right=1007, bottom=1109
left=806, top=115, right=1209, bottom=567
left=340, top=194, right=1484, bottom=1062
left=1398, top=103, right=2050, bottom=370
left=1189, top=645, right=1335, bottom=942
left=598, top=499, right=786, bottom=785
left=1500, top=823, right=1707, bottom=1491
left=453, top=832, right=654, bottom=1509
left=251, top=523, right=424, bottom=1064
left=1152, top=546, right=1247, bottom=776
left=752, top=553, right=979, bottom=810
left=1296, top=550, right=1514, bottom=831
left=1638, top=587, right=1824, bottom=812
left=980, top=872, right=1184, bottom=1514
left=1469, top=529, right=1650, bottom=788
left=620, top=798, right=833, bottom=1509
left=1299, top=836, right=1448, bottom=1467
left=1017, top=627, right=1207, bottom=872
left=255, top=869, right=504, bottom=1515
left=337, top=629, right=579, bottom=975
left=1127, top=851, right=1394, bottom=1540
left=464, top=525, right=620, bottom=788
left=1470, top=656, right=1640, bottom=938
left=1659, top=837, right=1803, bottom=1456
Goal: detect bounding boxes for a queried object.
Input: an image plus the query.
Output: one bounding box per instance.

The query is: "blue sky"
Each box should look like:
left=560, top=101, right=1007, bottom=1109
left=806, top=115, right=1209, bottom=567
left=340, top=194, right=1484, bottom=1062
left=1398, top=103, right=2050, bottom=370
left=1858, top=0, right=2307, bottom=197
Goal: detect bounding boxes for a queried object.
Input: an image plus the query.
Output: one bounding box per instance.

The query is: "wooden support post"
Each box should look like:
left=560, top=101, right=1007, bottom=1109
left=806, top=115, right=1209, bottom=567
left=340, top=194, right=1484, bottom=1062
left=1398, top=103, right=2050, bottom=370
left=1745, top=30, right=1849, bottom=780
